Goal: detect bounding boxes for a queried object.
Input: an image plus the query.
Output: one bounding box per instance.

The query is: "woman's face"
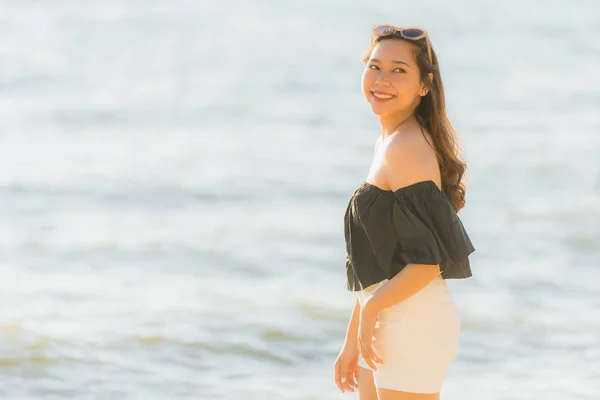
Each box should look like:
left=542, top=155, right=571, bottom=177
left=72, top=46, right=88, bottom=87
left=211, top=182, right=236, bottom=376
left=361, top=39, right=425, bottom=117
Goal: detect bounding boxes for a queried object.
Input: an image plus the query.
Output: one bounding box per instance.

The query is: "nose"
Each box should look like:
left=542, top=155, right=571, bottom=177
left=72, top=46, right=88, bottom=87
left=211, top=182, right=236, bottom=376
left=374, top=72, right=391, bottom=87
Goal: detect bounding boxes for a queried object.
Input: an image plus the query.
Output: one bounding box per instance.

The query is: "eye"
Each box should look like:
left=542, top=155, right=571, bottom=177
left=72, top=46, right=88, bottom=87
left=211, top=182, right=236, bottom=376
left=368, top=65, right=406, bottom=73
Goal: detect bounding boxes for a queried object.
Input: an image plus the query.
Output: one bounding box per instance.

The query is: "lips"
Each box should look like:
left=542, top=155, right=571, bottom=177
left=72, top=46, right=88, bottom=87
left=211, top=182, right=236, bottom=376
left=371, top=91, right=397, bottom=101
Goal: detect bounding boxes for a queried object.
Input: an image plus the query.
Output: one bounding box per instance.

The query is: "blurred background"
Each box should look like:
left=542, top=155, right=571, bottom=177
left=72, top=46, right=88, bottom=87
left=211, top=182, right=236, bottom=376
left=0, top=0, right=599, bottom=399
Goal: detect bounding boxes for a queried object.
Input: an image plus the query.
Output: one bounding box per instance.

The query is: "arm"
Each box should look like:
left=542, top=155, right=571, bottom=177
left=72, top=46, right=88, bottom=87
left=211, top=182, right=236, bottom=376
left=335, top=297, right=361, bottom=393
left=364, top=132, right=441, bottom=314
left=343, top=297, right=361, bottom=348
left=363, top=263, right=440, bottom=314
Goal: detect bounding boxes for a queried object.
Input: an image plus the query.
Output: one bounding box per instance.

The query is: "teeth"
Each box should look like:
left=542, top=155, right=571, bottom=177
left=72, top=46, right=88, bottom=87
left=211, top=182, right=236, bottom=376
left=373, top=92, right=394, bottom=99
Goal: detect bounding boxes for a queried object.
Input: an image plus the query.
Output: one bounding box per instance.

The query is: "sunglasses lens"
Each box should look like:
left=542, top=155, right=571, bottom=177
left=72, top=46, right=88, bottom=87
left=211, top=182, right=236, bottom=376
left=401, top=28, right=425, bottom=38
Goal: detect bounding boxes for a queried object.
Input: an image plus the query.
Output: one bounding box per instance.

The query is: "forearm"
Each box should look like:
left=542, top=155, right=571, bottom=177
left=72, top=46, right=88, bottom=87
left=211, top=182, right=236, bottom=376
left=365, top=264, right=440, bottom=313
left=343, top=297, right=361, bottom=348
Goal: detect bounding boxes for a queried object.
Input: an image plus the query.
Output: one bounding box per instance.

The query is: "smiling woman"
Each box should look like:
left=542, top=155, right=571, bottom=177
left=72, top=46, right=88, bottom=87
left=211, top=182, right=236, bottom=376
left=332, top=25, right=476, bottom=400
left=364, top=55, right=421, bottom=106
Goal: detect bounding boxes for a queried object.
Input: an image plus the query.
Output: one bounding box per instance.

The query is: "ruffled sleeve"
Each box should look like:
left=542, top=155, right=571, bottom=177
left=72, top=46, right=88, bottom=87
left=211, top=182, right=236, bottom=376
left=346, top=180, right=475, bottom=288
left=389, top=181, right=475, bottom=278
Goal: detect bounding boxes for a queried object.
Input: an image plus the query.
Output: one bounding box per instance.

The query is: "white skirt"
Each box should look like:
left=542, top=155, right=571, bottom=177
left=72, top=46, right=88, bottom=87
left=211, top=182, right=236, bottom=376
left=356, top=274, right=461, bottom=394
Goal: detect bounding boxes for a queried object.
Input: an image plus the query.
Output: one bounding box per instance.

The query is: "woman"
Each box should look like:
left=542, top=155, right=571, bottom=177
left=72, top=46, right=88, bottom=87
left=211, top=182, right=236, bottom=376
left=333, top=25, right=476, bottom=399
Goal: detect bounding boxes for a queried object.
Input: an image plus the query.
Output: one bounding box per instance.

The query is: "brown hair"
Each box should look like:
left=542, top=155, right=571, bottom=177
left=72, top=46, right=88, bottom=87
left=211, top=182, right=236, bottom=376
left=361, top=33, right=469, bottom=213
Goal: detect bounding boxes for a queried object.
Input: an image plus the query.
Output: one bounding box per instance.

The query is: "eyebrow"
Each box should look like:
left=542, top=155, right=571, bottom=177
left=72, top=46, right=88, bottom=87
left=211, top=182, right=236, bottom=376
left=369, top=58, right=411, bottom=67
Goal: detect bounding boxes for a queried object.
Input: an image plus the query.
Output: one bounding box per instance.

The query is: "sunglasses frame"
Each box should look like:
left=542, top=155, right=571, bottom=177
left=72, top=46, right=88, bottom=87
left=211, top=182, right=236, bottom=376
left=371, top=24, right=433, bottom=65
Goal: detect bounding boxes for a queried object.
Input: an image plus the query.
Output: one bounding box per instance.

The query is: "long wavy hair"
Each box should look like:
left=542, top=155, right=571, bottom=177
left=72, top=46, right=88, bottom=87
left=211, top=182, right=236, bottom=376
left=361, top=33, right=469, bottom=212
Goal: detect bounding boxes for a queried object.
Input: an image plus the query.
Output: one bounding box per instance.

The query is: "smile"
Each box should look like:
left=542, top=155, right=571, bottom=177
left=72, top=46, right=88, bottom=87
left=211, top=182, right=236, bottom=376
left=371, top=91, right=396, bottom=101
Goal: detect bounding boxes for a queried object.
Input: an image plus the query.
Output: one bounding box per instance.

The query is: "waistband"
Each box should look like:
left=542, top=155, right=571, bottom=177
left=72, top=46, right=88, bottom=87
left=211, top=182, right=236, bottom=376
left=357, top=274, right=452, bottom=307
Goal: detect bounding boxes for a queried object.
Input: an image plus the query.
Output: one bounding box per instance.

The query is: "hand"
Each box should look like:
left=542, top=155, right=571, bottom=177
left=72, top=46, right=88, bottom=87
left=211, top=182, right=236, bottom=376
left=334, top=341, right=359, bottom=393
left=358, top=296, right=384, bottom=371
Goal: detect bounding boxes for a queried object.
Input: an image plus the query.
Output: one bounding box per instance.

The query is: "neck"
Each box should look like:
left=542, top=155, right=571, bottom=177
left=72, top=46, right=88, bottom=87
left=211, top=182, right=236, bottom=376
left=378, top=110, right=417, bottom=140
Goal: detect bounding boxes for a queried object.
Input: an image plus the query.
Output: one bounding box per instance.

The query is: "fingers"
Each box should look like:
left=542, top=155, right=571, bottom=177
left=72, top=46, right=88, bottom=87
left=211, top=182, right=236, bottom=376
left=345, top=369, right=357, bottom=391
left=341, top=362, right=356, bottom=392
left=367, top=340, right=384, bottom=365
left=334, top=358, right=343, bottom=392
left=334, top=357, right=356, bottom=393
left=341, top=376, right=355, bottom=392
left=359, top=342, right=384, bottom=371
left=361, top=347, right=378, bottom=371
left=351, top=365, right=359, bottom=389
left=372, top=350, right=384, bottom=365
left=347, top=353, right=359, bottom=390
left=373, top=322, right=382, bottom=337
left=370, top=344, right=385, bottom=365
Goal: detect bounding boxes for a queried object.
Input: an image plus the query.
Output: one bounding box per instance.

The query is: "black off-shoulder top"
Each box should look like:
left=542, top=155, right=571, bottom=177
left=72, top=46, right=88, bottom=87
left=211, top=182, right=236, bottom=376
left=344, top=180, right=475, bottom=291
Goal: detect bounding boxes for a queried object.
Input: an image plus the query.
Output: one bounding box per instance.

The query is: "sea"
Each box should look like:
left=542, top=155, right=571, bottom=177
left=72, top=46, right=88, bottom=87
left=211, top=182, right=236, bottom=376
left=0, top=0, right=599, bottom=399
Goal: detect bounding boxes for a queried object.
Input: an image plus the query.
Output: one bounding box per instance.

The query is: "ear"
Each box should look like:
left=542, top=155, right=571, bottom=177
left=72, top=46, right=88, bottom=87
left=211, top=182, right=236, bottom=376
left=421, top=73, right=434, bottom=94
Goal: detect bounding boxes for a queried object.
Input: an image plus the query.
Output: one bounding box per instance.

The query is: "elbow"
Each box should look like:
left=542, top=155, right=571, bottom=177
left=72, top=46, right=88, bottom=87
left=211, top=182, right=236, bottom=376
left=405, top=263, right=441, bottom=280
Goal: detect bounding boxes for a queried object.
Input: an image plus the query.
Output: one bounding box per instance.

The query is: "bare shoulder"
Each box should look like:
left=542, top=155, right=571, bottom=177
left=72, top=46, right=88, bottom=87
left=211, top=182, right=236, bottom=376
left=373, top=135, right=382, bottom=155
left=383, top=128, right=441, bottom=191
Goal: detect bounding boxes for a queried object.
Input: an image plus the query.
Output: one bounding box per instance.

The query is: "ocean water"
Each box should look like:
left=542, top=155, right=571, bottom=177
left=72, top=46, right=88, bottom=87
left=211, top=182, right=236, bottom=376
left=0, top=0, right=599, bottom=399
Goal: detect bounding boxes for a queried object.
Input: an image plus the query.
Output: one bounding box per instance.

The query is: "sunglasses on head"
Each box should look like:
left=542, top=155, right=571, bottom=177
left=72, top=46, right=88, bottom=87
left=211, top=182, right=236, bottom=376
left=371, top=24, right=432, bottom=65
